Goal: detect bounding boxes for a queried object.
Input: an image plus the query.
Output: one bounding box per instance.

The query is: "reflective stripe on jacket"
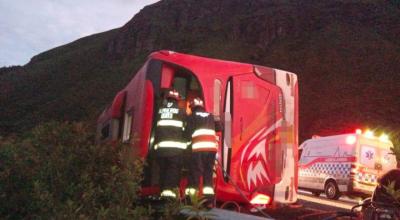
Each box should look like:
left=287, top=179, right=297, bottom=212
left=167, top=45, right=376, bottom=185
left=154, top=100, right=187, bottom=151
left=187, top=109, right=217, bottom=152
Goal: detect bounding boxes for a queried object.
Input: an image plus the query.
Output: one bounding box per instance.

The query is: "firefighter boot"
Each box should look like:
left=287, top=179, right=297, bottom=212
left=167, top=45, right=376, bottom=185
left=184, top=187, right=197, bottom=205
left=160, top=189, right=177, bottom=202
left=202, top=186, right=215, bottom=209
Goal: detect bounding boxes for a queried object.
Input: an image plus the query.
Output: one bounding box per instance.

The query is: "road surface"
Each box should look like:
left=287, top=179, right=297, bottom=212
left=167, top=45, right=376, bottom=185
left=297, top=190, right=361, bottom=211
left=182, top=191, right=364, bottom=220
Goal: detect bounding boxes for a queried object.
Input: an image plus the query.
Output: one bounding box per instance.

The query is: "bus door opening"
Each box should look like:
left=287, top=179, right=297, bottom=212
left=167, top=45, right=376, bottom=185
left=143, top=61, right=204, bottom=192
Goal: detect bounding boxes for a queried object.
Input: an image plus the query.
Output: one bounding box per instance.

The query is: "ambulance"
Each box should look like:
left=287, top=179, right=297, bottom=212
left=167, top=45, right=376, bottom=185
left=298, top=130, right=397, bottom=200
left=97, top=50, right=299, bottom=208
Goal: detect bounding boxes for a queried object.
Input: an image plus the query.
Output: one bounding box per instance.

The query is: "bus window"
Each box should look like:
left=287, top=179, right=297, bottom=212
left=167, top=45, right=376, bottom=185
left=172, top=70, right=203, bottom=112
left=190, top=75, right=201, bottom=91
left=213, top=79, right=222, bottom=120
left=222, top=79, right=232, bottom=181
left=173, top=77, right=188, bottom=99
left=101, top=123, right=110, bottom=140
left=122, top=109, right=133, bottom=142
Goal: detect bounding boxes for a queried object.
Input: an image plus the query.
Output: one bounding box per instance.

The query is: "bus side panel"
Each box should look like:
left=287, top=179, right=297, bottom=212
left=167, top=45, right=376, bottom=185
left=126, top=65, right=148, bottom=156
left=273, top=70, right=298, bottom=204
left=229, top=73, right=283, bottom=203
left=138, top=80, right=154, bottom=158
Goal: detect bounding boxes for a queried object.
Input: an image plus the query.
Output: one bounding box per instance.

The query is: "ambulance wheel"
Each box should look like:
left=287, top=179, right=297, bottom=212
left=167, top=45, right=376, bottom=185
left=311, top=191, right=321, bottom=197
left=325, top=181, right=340, bottom=200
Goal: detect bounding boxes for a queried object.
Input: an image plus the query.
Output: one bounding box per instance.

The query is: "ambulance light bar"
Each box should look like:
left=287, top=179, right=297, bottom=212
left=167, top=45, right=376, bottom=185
left=379, top=134, right=389, bottom=142
left=365, top=130, right=374, bottom=138
left=355, top=129, right=390, bottom=143
left=250, top=193, right=271, bottom=205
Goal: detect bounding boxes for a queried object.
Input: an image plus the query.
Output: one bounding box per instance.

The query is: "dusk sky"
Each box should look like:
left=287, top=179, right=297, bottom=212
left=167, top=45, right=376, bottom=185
left=0, top=0, right=159, bottom=67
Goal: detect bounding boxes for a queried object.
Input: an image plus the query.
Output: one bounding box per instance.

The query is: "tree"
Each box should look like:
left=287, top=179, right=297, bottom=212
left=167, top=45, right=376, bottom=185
left=390, top=133, right=400, bottom=168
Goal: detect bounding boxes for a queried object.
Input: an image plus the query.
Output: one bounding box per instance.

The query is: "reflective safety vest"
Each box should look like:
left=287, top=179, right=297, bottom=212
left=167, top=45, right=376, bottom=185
left=154, top=100, right=187, bottom=151
left=187, top=109, right=217, bottom=152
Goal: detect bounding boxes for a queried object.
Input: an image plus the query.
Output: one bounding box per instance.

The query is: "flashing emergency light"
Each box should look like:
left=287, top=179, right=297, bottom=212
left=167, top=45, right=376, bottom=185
left=250, top=193, right=271, bottom=205
left=355, top=129, right=390, bottom=142
left=346, top=135, right=357, bottom=145
left=379, top=134, right=389, bottom=142
left=365, top=130, right=374, bottom=138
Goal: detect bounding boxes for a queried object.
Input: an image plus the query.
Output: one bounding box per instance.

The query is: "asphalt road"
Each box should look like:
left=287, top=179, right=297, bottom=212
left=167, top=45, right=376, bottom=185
left=185, top=191, right=365, bottom=220
left=283, top=190, right=364, bottom=219
left=244, top=191, right=363, bottom=220
left=297, top=190, right=361, bottom=211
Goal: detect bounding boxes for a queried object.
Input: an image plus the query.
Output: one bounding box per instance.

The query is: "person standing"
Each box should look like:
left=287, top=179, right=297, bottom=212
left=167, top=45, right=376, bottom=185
left=185, top=97, right=218, bottom=202
left=154, top=89, right=187, bottom=199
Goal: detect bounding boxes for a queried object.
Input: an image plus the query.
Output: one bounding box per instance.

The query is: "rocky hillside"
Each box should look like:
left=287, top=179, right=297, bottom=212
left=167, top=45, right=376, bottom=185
left=1, top=0, right=400, bottom=141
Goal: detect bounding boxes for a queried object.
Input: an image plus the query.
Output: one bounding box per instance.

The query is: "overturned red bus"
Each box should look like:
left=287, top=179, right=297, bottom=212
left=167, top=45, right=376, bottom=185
left=97, top=50, right=299, bottom=207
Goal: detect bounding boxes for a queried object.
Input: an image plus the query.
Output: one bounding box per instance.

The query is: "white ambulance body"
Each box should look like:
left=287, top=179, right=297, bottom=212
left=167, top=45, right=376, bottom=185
left=298, top=131, right=397, bottom=200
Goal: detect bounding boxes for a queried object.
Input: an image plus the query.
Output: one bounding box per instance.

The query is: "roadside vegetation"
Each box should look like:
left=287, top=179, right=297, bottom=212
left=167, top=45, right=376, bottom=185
left=0, top=121, right=214, bottom=220
left=390, top=133, right=400, bottom=168
left=0, top=121, right=150, bottom=219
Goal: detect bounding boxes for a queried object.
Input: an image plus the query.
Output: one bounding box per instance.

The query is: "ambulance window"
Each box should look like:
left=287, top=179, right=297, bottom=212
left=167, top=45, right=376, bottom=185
left=213, top=79, right=222, bottom=119
left=381, top=150, right=396, bottom=171
left=122, top=110, right=133, bottom=142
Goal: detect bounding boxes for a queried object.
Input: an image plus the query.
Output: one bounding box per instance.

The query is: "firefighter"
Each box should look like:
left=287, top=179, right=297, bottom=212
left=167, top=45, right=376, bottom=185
left=185, top=97, right=217, bottom=204
left=154, top=89, right=187, bottom=199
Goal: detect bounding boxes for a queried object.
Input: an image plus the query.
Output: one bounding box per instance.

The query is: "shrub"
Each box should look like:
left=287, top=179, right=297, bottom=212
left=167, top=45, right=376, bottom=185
left=0, top=121, right=147, bottom=219
left=390, top=132, right=400, bottom=168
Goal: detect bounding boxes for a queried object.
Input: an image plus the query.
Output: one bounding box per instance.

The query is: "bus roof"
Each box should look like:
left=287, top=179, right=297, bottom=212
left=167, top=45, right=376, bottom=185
left=149, top=50, right=255, bottom=78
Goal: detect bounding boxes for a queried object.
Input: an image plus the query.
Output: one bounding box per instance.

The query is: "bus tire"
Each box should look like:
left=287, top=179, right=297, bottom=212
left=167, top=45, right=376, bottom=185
left=325, top=180, right=340, bottom=200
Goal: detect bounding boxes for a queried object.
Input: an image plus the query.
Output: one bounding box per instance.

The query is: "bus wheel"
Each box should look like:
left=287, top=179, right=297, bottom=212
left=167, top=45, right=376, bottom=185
left=312, top=191, right=321, bottom=197
left=325, top=181, right=340, bottom=200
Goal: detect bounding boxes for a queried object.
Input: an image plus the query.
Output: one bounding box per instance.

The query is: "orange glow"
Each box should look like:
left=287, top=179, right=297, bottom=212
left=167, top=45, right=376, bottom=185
left=250, top=193, right=271, bottom=205
left=346, top=135, right=357, bottom=145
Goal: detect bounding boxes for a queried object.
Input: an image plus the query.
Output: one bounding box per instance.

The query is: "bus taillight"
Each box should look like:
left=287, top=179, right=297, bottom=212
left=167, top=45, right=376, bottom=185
left=250, top=193, right=271, bottom=205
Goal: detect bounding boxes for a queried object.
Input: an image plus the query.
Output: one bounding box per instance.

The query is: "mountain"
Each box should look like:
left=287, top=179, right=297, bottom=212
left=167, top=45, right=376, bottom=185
left=1, top=0, right=400, bottom=141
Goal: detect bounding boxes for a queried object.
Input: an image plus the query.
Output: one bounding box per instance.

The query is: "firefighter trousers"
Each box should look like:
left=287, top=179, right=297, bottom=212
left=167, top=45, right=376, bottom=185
left=158, top=155, right=183, bottom=190
left=188, top=152, right=216, bottom=189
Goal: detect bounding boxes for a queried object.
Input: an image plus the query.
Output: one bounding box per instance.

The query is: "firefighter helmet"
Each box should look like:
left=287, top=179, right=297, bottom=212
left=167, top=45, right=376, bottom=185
left=165, top=89, right=180, bottom=100
left=190, top=97, right=204, bottom=108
